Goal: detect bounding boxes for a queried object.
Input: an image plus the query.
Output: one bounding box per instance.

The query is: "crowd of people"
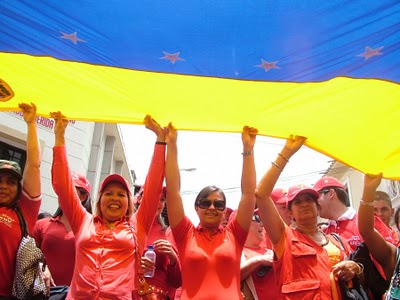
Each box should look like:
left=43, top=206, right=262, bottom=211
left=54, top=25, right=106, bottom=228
left=1, top=103, right=400, bottom=299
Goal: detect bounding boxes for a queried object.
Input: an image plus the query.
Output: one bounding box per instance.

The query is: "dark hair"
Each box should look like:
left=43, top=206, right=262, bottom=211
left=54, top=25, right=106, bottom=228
left=394, top=206, right=400, bottom=232
left=374, top=191, right=392, bottom=208
left=53, top=195, right=92, bottom=218
left=194, top=185, right=226, bottom=209
left=38, top=211, right=52, bottom=220
left=322, top=186, right=349, bottom=206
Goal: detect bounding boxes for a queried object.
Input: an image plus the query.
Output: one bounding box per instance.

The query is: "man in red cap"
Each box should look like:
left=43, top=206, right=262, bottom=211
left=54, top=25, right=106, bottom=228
left=313, top=176, right=395, bottom=250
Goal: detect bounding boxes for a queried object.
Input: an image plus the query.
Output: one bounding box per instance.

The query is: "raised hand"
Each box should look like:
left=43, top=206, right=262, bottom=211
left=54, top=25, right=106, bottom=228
left=144, top=115, right=165, bottom=141
left=242, top=126, right=258, bottom=151
left=19, top=102, right=37, bottom=124
left=282, top=135, right=306, bottom=158
left=50, top=111, right=68, bottom=146
left=165, top=122, right=177, bottom=145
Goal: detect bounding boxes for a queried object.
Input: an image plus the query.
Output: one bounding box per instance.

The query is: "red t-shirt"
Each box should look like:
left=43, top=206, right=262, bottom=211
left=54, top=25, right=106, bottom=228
left=143, top=222, right=181, bottom=296
left=0, top=192, right=41, bottom=297
left=242, top=247, right=276, bottom=299
left=172, top=216, right=247, bottom=300
left=32, top=216, right=75, bottom=285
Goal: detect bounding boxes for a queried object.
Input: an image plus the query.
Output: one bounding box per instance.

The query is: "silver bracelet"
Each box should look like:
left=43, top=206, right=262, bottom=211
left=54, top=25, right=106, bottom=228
left=360, top=200, right=374, bottom=207
left=271, top=161, right=281, bottom=170
left=242, top=151, right=254, bottom=155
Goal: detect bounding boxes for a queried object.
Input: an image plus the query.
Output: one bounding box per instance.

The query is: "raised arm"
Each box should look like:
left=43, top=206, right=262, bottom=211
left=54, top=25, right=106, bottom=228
left=50, top=112, right=86, bottom=232
left=19, top=103, right=41, bottom=198
left=255, top=135, right=305, bottom=245
left=165, top=123, right=184, bottom=229
left=235, top=126, right=257, bottom=232
left=135, top=115, right=166, bottom=238
left=358, top=173, right=397, bottom=279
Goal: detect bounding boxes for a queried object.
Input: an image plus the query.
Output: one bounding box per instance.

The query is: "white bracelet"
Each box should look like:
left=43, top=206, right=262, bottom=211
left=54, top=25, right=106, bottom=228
left=360, top=200, right=374, bottom=207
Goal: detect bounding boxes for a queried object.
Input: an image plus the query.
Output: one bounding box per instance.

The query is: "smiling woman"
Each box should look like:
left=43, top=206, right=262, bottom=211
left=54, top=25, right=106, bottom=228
left=165, top=123, right=258, bottom=299
left=50, top=112, right=166, bottom=300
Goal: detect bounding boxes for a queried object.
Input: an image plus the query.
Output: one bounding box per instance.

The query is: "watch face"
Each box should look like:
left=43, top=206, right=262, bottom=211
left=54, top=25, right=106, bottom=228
left=256, top=266, right=272, bottom=277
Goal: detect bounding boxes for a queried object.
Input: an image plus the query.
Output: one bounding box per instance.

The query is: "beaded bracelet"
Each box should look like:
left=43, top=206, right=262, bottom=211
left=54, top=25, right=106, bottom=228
left=360, top=200, right=374, bottom=207
left=271, top=161, right=281, bottom=170
left=242, top=151, right=254, bottom=155
left=278, top=153, right=289, bottom=162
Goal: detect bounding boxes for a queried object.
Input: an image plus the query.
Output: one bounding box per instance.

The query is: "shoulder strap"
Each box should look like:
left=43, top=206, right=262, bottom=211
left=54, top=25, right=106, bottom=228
left=14, top=205, right=28, bottom=238
left=329, top=233, right=350, bottom=257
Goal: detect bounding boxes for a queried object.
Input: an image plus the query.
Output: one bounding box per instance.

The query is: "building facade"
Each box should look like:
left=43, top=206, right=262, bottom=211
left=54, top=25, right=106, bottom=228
left=0, top=111, right=133, bottom=215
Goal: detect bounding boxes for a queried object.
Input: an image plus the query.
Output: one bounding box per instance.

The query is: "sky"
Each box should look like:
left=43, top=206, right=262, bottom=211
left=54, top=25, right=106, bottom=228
left=120, top=124, right=333, bottom=223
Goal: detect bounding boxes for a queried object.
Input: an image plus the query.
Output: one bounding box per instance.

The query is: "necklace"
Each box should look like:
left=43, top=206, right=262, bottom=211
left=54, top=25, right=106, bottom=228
left=105, top=222, right=116, bottom=230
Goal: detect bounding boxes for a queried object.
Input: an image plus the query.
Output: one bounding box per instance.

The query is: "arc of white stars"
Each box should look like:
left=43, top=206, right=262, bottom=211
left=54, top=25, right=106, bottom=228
left=60, top=31, right=86, bottom=45
left=357, top=46, right=384, bottom=60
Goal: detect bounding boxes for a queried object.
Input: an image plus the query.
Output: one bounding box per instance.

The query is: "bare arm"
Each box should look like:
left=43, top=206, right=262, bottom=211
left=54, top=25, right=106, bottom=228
left=358, top=173, right=397, bottom=279
left=240, top=254, right=272, bottom=281
left=236, top=126, right=258, bottom=232
left=255, top=136, right=306, bottom=245
left=19, top=103, right=41, bottom=198
left=165, top=123, right=185, bottom=228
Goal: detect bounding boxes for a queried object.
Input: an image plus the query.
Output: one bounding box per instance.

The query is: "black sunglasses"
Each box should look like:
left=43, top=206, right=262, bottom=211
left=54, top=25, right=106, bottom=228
left=318, top=189, right=330, bottom=195
left=252, top=214, right=261, bottom=223
left=197, top=199, right=226, bottom=211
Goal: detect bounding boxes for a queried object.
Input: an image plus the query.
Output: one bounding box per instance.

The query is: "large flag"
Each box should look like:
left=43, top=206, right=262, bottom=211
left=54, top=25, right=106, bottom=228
left=0, top=1, right=399, bottom=178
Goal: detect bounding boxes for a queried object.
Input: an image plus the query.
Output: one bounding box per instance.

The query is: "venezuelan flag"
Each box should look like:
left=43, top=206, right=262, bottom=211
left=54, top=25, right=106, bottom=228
left=0, top=1, right=399, bottom=178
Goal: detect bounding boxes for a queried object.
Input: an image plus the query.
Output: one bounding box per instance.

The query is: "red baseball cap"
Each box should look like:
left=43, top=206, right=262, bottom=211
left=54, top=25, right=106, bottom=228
left=313, top=176, right=345, bottom=192
left=271, top=188, right=288, bottom=204
left=99, top=174, right=132, bottom=195
left=287, top=184, right=320, bottom=202
left=71, top=171, right=91, bottom=194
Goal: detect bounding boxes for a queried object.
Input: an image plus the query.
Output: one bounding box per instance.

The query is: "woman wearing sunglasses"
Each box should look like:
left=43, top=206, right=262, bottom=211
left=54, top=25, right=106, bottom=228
left=165, top=123, right=257, bottom=299
left=32, top=172, right=92, bottom=287
left=255, top=136, right=364, bottom=299
left=240, top=210, right=275, bottom=300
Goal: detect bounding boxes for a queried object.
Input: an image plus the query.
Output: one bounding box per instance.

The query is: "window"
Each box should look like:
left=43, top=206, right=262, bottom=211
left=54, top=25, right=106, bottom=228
left=0, top=141, right=27, bottom=172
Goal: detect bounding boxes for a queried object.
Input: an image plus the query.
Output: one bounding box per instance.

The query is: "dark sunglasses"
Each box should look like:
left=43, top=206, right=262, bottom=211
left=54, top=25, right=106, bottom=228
left=318, top=189, right=330, bottom=195
left=252, top=214, right=261, bottom=223
left=197, top=199, right=226, bottom=211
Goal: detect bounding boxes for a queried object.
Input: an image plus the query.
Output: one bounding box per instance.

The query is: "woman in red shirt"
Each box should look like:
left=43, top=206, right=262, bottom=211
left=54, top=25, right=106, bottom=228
left=136, top=186, right=181, bottom=299
left=165, top=123, right=257, bottom=300
left=0, top=103, right=42, bottom=298
left=32, top=172, right=92, bottom=286
left=256, top=135, right=363, bottom=299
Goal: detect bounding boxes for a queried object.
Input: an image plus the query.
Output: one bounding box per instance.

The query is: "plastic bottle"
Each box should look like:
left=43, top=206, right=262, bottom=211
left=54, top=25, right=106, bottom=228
left=143, top=245, right=156, bottom=277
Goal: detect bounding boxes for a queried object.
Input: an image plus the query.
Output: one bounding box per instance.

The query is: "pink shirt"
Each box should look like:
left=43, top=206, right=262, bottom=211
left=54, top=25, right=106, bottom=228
left=173, top=216, right=247, bottom=300
left=0, top=192, right=41, bottom=297
left=52, top=144, right=165, bottom=299
left=32, top=216, right=75, bottom=285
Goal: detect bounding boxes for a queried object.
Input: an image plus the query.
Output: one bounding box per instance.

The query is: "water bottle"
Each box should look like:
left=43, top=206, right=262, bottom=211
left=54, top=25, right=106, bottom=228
left=143, top=245, right=156, bottom=277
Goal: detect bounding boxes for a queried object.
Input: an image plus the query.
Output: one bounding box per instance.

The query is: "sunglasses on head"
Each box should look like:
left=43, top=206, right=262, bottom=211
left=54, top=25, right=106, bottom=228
left=197, top=199, right=226, bottom=211
left=252, top=214, right=261, bottom=223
